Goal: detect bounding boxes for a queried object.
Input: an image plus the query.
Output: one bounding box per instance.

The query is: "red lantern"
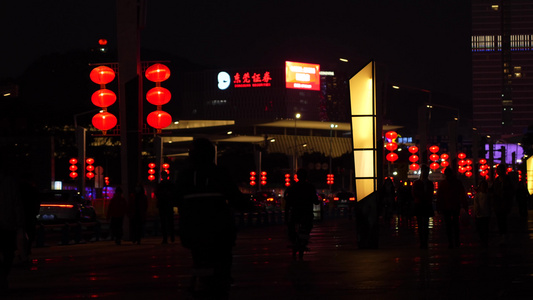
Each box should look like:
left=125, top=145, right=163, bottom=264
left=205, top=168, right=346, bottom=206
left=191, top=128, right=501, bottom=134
left=147, top=110, right=172, bottom=129
left=92, top=112, right=117, bottom=131
left=429, top=145, right=439, bottom=153
left=458, top=159, right=466, bottom=166
left=465, top=171, right=473, bottom=177
left=86, top=158, right=94, bottom=165
left=148, top=163, right=156, bottom=169
left=146, top=87, right=171, bottom=106
left=507, top=167, right=513, bottom=173
left=86, top=165, right=95, bottom=172
left=479, top=158, right=487, bottom=165
left=408, top=146, right=418, bottom=154
left=458, top=166, right=466, bottom=173
left=148, top=174, right=156, bottom=181
left=430, top=162, right=440, bottom=170
left=440, top=153, right=449, bottom=160
left=148, top=169, right=156, bottom=175
left=465, top=159, right=473, bottom=165
left=385, top=131, right=397, bottom=140
left=70, top=172, right=78, bottom=179
left=91, top=89, right=117, bottom=108
left=69, top=165, right=78, bottom=172
left=69, top=158, right=78, bottom=165
left=409, top=155, right=419, bottom=163
left=90, top=66, right=115, bottom=85
left=409, top=163, right=420, bottom=171
left=429, top=154, right=440, bottom=161
left=86, top=172, right=95, bottom=179
left=458, top=152, right=466, bottom=159
left=386, top=152, right=398, bottom=162
left=98, top=39, right=108, bottom=46
left=145, top=63, right=170, bottom=82
left=441, top=161, right=450, bottom=167
left=480, top=170, right=488, bottom=177
left=162, top=163, right=170, bottom=169
left=385, top=142, right=398, bottom=151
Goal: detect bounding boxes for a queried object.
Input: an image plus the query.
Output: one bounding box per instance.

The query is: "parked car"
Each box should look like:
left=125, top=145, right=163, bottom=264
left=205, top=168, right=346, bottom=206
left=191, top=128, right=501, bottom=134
left=254, top=191, right=281, bottom=211
left=37, top=190, right=97, bottom=223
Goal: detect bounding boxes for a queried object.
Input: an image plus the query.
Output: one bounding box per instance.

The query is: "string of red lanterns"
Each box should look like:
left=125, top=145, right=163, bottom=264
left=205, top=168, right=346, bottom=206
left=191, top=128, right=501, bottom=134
left=90, top=66, right=118, bottom=134
left=429, top=145, right=440, bottom=171
left=145, top=63, right=172, bottom=133
left=408, top=145, right=420, bottom=171
left=385, top=131, right=398, bottom=163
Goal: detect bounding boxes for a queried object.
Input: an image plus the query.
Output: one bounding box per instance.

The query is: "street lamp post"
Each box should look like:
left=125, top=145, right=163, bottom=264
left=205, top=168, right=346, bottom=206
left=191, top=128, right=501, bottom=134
left=293, top=113, right=301, bottom=176
left=329, top=123, right=337, bottom=195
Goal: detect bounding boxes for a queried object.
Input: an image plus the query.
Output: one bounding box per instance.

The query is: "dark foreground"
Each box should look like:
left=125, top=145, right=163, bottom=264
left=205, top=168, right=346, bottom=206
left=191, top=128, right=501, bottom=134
left=6, top=209, right=533, bottom=300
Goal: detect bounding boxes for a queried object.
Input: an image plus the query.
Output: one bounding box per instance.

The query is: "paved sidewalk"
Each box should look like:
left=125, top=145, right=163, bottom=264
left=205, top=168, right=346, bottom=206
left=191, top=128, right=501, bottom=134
left=6, top=209, right=533, bottom=299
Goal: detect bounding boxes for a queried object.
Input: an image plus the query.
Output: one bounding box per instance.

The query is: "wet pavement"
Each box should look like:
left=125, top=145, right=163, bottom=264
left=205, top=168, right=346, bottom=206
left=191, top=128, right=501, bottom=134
left=6, top=209, right=533, bottom=299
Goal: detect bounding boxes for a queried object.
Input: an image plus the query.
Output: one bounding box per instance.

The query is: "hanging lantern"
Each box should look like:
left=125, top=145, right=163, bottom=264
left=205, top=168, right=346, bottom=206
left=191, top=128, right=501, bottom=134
left=91, top=89, right=117, bottom=108
left=86, top=172, right=95, bottom=179
left=86, top=158, right=94, bottom=165
left=385, top=142, right=398, bottom=151
left=465, top=159, right=473, bottom=165
left=147, top=110, right=172, bottom=130
left=92, top=112, right=117, bottom=132
left=429, top=154, right=440, bottom=161
left=441, top=160, right=450, bottom=167
left=408, top=146, right=418, bottom=154
left=69, top=158, right=78, bottom=165
left=479, top=158, right=487, bottom=165
left=507, top=167, right=513, bottom=173
left=70, top=172, right=78, bottom=179
left=86, top=165, right=95, bottom=172
left=148, top=169, right=156, bottom=175
left=458, top=166, right=466, bottom=173
left=409, top=163, right=420, bottom=171
left=480, top=164, right=487, bottom=170
left=146, top=87, right=172, bottom=106
left=386, top=152, right=398, bottom=162
left=162, top=163, right=170, bottom=169
left=480, top=170, right=488, bottom=177
left=429, top=145, right=439, bottom=153
left=385, top=131, right=397, bottom=140
left=430, top=162, right=440, bottom=170
left=465, top=165, right=473, bottom=171
left=148, top=163, right=156, bottom=169
left=458, top=152, right=466, bottom=159
left=409, top=155, right=419, bottom=163
left=145, top=63, right=171, bottom=82
left=465, top=171, right=473, bottom=177
left=90, top=66, right=115, bottom=85
left=69, top=165, right=78, bottom=172
left=440, top=153, right=449, bottom=160
left=148, top=174, right=156, bottom=181
left=458, top=159, right=466, bottom=166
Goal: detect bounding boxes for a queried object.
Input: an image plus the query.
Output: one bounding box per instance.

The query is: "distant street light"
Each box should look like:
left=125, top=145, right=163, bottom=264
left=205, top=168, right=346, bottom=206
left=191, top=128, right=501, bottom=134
left=293, top=113, right=301, bottom=175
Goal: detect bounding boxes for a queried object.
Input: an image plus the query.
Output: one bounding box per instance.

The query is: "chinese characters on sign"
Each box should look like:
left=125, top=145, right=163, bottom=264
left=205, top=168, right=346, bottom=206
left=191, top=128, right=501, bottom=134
left=234, top=71, right=272, bottom=88
left=217, top=70, right=273, bottom=90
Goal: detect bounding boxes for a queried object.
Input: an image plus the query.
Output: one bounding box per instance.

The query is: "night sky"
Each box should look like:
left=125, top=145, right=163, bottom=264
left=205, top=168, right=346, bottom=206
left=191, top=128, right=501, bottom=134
left=1, top=0, right=471, bottom=100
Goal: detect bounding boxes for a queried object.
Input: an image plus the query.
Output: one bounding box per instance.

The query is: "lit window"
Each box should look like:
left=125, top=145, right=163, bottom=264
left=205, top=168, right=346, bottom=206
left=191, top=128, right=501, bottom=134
left=491, top=4, right=499, bottom=11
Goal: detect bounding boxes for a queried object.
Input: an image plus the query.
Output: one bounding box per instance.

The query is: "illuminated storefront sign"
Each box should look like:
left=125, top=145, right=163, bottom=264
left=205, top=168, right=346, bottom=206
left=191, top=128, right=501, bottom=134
left=285, top=61, right=320, bottom=91
left=217, top=70, right=272, bottom=90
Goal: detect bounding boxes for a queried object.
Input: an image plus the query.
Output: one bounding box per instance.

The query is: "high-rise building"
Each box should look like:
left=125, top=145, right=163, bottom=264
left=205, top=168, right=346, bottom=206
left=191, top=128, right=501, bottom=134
left=472, top=0, right=533, bottom=139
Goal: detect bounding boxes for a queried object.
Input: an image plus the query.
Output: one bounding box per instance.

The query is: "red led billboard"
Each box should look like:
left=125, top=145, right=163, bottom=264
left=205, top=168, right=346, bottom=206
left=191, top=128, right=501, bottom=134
left=285, top=61, right=320, bottom=91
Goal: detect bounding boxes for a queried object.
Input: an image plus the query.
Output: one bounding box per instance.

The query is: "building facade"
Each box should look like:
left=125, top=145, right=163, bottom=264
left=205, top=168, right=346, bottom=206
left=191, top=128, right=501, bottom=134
left=472, top=0, right=533, bottom=139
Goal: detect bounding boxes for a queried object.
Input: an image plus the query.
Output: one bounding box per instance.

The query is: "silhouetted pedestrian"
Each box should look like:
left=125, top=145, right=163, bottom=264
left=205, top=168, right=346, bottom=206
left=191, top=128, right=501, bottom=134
left=107, top=187, right=128, bottom=245
left=0, top=155, right=23, bottom=295
left=156, top=172, right=176, bottom=244
left=509, top=171, right=529, bottom=221
left=474, top=180, right=490, bottom=248
left=284, top=168, right=320, bottom=259
left=436, top=167, right=468, bottom=249
left=128, top=183, right=148, bottom=245
left=19, top=173, right=40, bottom=258
left=175, top=138, right=248, bottom=299
left=379, top=178, right=396, bottom=227
left=412, top=165, right=434, bottom=249
left=398, top=180, right=414, bottom=226
left=490, top=164, right=514, bottom=244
